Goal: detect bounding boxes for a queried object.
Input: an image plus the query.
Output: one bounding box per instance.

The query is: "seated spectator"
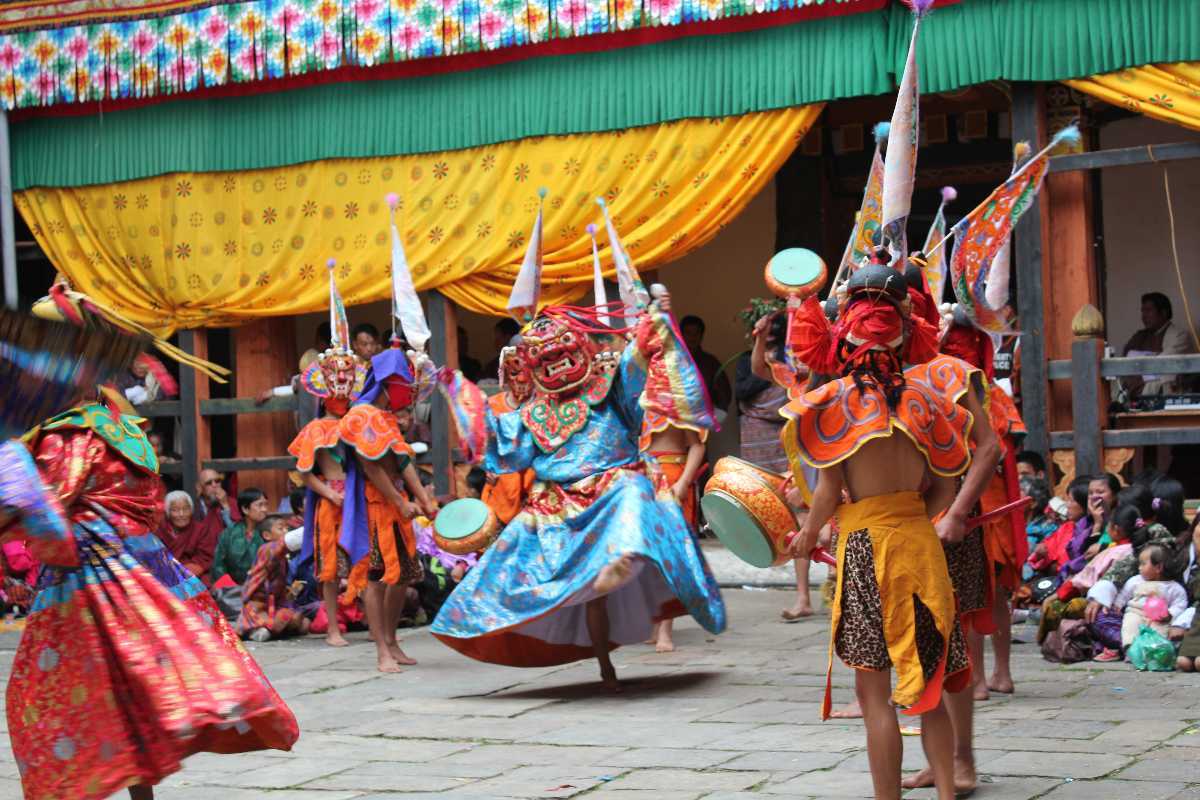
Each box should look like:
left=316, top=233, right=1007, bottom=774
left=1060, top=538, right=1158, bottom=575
left=1091, top=543, right=1188, bottom=661
left=1121, top=292, right=1195, bottom=397
left=282, top=486, right=306, bottom=529
left=352, top=322, right=382, bottom=361
left=1097, top=481, right=1180, bottom=592
left=1020, top=477, right=1058, bottom=581
left=237, top=515, right=311, bottom=641
left=1015, top=451, right=1046, bottom=481
left=1028, top=477, right=1089, bottom=577
left=196, top=468, right=235, bottom=528
left=1060, top=473, right=1120, bottom=579
left=211, top=488, right=270, bottom=586
left=680, top=314, right=732, bottom=413
left=115, top=354, right=178, bottom=405
left=1173, top=515, right=1200, bottom=671
left=158, top=490, right=219, bottom=586
left=1038, top=503, right=1140, bottom=644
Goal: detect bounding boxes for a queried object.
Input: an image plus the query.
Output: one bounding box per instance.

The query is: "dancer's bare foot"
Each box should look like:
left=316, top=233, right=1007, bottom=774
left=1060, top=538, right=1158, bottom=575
left=377, top=653, right=404, bottom=673
left=828, top=700, right=863, bottom=719
left=902, top=759, right=977, bottom=794
left=987, top=673, right=1014, bottom=694
left=599, top=662, right=621, bottom=693
left=387, top=642, right=418, bottom=666
left=645, top=621, right=660, bottom=645
left=973, top=682, right=990, bottom=701
left=325, top=631, right=350, bottom=648
left=593, top=553, right=635, bottom=595
left=781, top=601, right=814, bottom=622
left=655, top=620, right=675, bottom=653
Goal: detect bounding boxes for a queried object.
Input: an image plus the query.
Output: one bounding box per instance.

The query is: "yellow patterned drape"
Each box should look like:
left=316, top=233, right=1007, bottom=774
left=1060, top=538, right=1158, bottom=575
left=1065, top=62, right=1200, bottom=131
left=16, top=105, right=821, bottom=331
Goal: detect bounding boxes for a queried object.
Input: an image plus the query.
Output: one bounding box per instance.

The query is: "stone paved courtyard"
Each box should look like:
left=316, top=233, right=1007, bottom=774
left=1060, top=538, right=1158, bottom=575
left=2, top=588, right=1199, bottom=799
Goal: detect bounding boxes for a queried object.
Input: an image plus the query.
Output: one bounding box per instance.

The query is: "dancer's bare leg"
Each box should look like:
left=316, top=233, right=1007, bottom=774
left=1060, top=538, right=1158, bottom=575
left=903, top=687, right=977, bottom=793
left=366, top=581, right=401, bottom=673
left=594, top=553, right=635, bottom=595
left=782, top=557, right=814, bottom=620
left=919, top=701, right=958, bottom=800
left=855, top=668, right=902, bottom=800
left=322, top=581, right=348, bottom=647
left=384, top=583, right=417, bottom=666
left=586, top=597, right=620, bottom=692
left=129, top=785, right=154, bottom=799
left=655, top=617, right=675, bottom=653
left=968, top=628, right=989, bottom=701
left=987, top=590, right=1014, bottom=694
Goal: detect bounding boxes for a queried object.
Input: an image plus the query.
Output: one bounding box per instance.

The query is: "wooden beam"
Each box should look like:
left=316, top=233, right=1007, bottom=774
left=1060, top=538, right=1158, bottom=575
left=134, top=400, right=183, bottom=418
left=1050, top=428, right=1200, bottom=449
left=200, top=396, right=299, bottom=415
left=1050, top=141, right=1200, bottom=173
left=1047, top=354, right=1200, bottom=381
left=177, top=330, right=201, bottom=498
left=203, top=457, right=298, bottom=472
left=1012, top=82, right=1049, bottom=456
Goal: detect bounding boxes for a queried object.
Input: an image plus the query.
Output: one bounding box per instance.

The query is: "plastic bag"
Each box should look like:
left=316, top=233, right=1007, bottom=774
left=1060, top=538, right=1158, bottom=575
left=1128, top=624, right=1175, bottom=672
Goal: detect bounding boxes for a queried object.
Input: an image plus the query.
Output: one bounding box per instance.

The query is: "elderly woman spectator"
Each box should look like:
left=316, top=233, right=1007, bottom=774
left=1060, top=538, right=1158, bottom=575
left=157, top=490, right=220, bottom=587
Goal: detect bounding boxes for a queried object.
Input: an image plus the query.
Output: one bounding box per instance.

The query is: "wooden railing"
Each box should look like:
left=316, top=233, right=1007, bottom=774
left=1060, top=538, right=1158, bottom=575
left=1046, top=346, right=1200, bottom=476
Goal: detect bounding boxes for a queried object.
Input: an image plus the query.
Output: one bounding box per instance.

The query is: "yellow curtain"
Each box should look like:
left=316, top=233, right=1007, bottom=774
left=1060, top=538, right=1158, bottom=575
left=17, top=105, right=821, bottom=331
left=1065, top=62, right=1200, bottom=130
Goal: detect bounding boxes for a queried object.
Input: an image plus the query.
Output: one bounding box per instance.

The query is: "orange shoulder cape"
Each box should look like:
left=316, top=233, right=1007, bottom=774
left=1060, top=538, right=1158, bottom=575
left=287, top=418, right=342, bottom=473
left=339, top=405, right=413, bottom=461
left=784, top=376, right=972, bottom=477
left=988, top=384, right=1026, bottom=441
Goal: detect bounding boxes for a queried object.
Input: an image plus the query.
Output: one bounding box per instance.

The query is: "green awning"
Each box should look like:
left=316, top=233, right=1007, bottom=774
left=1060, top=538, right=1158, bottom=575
left=13, top=0, right=1200, bottom=189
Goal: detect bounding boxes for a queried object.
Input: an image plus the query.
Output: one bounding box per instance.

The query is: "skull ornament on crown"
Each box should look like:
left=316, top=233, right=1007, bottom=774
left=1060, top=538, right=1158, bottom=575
left=500, top=344, right=534, bottom=404
left=521, top=316, right=596, bottom=397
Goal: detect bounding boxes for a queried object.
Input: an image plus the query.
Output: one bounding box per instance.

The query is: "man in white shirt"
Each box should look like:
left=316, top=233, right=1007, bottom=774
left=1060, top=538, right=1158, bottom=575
left=1122, top=292, right=1195, bottom=397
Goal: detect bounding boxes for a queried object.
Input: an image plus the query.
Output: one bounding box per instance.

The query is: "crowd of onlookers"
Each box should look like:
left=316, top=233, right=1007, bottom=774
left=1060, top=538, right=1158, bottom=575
left=1015, top=453, right=1199, bottom=671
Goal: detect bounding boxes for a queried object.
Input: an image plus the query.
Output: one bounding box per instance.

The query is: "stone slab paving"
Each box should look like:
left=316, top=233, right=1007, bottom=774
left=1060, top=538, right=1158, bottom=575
left=3, top=588, right=1200, bottom=799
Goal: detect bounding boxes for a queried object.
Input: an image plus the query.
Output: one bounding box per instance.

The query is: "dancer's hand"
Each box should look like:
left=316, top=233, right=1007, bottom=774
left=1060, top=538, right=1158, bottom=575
left=327, top=490, right=344, bottom=507
left=401, top=500, right=419, bottom=520
left=784, top=486, right=805, bottom=509
left=420, top=495, right=439, bottom=518
left=787, top=525, right=818, bottom=559
left=671, top=480, right=689, bottom=504
left=935, top=510, right=967, bottom=544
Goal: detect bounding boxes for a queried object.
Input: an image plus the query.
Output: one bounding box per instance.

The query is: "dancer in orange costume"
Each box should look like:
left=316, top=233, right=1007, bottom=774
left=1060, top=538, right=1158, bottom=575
left=340, top=342, right=438, bottom=673
left=481, top=343, right=535, bottom=526
left=289, top=264, right=367, bottom=647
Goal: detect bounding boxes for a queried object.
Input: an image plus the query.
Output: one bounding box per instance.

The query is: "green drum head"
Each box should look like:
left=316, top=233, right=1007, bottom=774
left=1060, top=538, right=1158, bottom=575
left=768, top=248, right=825, bottom=290
left=434, top=498, right=490, bottom=539
left=701, top=492, right=775, bottom=569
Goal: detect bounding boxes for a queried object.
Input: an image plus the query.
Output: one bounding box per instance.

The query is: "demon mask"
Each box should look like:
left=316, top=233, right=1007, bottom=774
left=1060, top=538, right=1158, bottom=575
left=500, top=345, right=534, bottom=403
left=520, top=316, right=596, bottom=396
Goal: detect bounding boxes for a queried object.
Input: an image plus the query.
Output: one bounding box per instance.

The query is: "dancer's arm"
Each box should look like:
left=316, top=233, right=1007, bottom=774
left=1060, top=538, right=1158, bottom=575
left=789, top=466, right=843, bottom=558
left=672, top=430, right=706, bottom=504
left=358, top=457, right=417, bottom=519
left=300, top=472, right=343, bottom=506
left=400, top=462, right=439, bottom=518
left=935, top=373, right=1001, bottom=544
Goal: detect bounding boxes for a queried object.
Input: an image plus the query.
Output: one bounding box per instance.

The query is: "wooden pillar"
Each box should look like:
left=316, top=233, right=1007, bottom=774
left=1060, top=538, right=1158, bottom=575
left=1012, top=83, right=1049, bottom=456
left=1041, top=86, right=1099, bottom=434
left=233, top=318, right=297, bottom=505
left=177, top=329, right=208, bottom=497
left=1070, top=304, right=1107, bottom=477
left=425, top=291, right=459, bottom=497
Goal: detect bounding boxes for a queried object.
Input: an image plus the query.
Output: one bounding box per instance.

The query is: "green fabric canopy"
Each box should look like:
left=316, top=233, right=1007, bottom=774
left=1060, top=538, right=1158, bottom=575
left=12, top=0, right=1200, bottom=189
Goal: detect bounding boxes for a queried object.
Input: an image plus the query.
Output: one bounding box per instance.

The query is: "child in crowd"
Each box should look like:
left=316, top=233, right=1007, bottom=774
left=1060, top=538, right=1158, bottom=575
left=1093, top=543, right=1188, bottom=662
left=1020, top=477, right=1060, bottom=581
left=238, top=515, right=312, bottom=642
left=1028, top=477, right=1089, bottom=578
left=1038, top=504, right=1140, bottom=644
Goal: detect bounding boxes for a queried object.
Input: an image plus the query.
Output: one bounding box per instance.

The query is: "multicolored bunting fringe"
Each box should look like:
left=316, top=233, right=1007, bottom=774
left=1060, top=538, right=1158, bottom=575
left=0, top=0, right=878, bottom=112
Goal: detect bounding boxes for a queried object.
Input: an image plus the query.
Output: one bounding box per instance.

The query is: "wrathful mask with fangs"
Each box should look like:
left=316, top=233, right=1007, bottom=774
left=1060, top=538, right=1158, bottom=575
left=320, top=352, right=361, bottom=400
left=521, top=316, right=596, bottom=396
left=501, top=348, right=534, bottom=403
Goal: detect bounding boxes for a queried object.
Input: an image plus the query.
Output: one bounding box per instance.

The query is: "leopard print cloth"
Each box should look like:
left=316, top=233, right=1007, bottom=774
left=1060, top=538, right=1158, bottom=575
left=943, top=527, right=989, bottom=615
left=835, top=529, right=969, bottom=679
left=368, top=521, right=424, bottom=585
